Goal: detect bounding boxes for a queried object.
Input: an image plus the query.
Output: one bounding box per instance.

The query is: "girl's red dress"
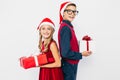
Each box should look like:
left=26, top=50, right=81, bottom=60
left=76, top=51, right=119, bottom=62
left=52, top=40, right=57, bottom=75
left=39, top=40, right=64, bottom=80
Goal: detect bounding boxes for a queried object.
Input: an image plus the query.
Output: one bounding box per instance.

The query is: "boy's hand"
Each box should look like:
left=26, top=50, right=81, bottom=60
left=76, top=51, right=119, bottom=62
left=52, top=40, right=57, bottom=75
left=82, top=51, right=92, bottom=57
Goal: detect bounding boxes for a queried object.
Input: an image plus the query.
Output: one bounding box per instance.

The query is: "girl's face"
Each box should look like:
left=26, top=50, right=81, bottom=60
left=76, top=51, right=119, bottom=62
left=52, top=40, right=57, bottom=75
left=40, top=25, right=54, bottom=39
left=63, top=5, right=78, bottom=22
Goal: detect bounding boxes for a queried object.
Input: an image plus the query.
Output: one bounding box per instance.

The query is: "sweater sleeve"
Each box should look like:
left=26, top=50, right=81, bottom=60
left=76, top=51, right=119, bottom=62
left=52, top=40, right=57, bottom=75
left=60, top=26, right=82, bottom=60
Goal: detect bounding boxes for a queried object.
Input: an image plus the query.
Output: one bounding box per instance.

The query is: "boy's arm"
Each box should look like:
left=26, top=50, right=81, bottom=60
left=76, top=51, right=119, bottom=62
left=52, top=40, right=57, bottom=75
left=60, top=26, right=82, bottom=60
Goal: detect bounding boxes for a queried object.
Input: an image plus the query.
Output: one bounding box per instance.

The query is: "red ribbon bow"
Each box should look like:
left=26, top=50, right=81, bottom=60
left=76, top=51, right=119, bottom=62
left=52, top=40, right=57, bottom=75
left=82, top=35, right=92, bottom=51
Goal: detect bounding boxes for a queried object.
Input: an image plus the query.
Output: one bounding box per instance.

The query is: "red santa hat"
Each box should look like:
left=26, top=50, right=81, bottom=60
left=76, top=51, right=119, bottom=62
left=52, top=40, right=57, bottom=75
left=37, top=18, right=55, bottom=30
left=59, top=1, right=72, bottom=24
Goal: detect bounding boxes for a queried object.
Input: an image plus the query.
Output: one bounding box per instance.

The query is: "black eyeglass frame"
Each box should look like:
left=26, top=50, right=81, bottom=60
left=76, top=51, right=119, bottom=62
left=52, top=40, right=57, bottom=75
left=64, top=9, right=79, bottom=15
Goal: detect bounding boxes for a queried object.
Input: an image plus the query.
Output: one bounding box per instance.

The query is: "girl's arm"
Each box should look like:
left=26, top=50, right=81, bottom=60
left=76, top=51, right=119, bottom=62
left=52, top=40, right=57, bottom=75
left=40, top=42, right=61, bottom=68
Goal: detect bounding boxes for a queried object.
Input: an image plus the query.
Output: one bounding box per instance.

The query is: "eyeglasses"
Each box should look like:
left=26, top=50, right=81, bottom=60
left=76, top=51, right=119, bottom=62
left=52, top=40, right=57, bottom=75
left=64, top=9, right=79, bottom=15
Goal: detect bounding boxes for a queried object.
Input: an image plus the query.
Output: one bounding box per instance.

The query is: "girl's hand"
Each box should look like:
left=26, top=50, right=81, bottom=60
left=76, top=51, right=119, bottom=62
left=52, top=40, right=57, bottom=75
left=82, top=51, right=92, bottom=57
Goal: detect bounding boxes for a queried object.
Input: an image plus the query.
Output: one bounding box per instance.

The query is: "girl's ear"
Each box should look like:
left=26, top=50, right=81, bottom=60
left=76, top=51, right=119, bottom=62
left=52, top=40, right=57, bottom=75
left=53, top=28, right=55, bottom=33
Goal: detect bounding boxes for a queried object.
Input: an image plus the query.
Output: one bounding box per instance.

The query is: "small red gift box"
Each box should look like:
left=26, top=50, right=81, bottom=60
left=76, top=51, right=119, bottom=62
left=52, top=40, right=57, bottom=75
left=19, top=53, right=55, bottom=69
left=82, top=35, right=92, bottom=51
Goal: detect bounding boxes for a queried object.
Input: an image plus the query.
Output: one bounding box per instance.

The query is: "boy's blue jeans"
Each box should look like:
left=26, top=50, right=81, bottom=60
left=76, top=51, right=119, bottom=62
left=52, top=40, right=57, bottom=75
left=61, top=59, right=78, bottom=80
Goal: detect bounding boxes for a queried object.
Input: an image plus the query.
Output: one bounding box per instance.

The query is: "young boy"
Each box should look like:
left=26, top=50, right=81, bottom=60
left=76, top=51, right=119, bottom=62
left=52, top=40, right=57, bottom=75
left=58, top=1, right=92, bottom=80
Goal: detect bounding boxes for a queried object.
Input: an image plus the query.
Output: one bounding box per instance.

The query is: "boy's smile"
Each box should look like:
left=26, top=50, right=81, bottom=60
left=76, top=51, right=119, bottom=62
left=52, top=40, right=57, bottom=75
left=63, top=6, right=78, bottom=22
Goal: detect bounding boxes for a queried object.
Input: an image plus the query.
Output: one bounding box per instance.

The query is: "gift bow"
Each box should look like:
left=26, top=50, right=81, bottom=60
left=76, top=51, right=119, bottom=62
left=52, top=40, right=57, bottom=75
left=82, top=35, right=92, bottom=51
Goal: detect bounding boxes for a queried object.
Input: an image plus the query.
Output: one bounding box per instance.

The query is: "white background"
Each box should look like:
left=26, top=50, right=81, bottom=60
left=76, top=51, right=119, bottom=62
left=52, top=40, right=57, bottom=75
left=0, top=0, right=120, bottom=80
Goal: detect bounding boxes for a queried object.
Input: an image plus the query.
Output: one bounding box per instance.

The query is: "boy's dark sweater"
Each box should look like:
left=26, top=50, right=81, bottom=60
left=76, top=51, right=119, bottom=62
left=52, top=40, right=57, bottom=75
left=60, top=20, right=82, bottom=60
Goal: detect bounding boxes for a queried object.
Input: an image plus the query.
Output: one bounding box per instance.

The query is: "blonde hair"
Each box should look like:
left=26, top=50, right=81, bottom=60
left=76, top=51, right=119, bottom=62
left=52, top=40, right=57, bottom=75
left=38, top=26, right=54, bottom=52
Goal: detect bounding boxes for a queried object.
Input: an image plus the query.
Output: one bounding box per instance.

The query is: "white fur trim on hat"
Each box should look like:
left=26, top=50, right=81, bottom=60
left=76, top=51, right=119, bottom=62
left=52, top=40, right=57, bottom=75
left=60, top=2, right=72, bottom=17
left=39, top=22, right=55, bottom=29
left=37, top=18, right=55, bottom=30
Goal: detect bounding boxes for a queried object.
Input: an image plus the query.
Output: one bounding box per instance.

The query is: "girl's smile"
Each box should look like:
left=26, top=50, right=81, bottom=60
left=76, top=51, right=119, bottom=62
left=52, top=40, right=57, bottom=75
left=40, top=25, right=53, bottom=39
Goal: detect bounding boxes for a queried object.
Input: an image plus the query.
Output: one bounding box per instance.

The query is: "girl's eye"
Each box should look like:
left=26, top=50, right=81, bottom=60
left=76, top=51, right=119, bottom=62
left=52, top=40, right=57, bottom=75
left=47, top=28, right=51, bottom=30
left=41, top=27, right=45, bottom=30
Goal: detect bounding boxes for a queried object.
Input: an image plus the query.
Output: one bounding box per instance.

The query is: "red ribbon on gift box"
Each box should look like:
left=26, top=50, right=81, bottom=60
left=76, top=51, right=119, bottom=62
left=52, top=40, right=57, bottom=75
left=82, top=35, right=92, bottom=51
left=19, top=53, right=55, bottom=69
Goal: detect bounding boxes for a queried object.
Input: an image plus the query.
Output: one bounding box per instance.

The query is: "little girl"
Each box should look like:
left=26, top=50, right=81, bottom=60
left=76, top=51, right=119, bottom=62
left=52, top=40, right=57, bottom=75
left=37, top=18, right=64, bottom=80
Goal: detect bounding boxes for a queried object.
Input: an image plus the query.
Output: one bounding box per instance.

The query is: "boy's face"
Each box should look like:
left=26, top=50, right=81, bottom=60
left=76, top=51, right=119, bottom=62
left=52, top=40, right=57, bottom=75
left=63, top=6, right=78, bottom=22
